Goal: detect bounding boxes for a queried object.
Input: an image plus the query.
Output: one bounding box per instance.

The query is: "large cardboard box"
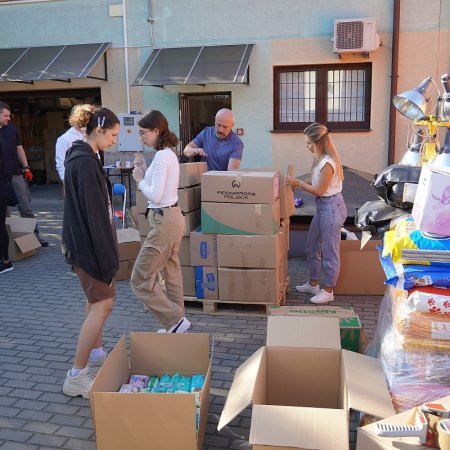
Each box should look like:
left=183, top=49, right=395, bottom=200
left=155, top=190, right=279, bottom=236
left=268, top=305, right=364, bottom=352
left=238, top=166, right=295, bottom=218
left=357, top=395, right=450, bottom=449
left=218, top=267, right=281, bottom=303
left=90, top=332, right=211, bottom=450
left=201, top=170, right=279, bottom=204
left=218, top=316, right=395, bottom=450
left=179, top=162, right=207, bottom=188
left=5, top=217, right=41, bottom=261
left=178, top=236, right=191, bottom=266
left=182, top=266, right=196, bottom=297
left=178, top=184, right=201, bottom=212
left=116, top=260, right=135, bottom=281
left=116, top=228, right=141, bottom=261
left=217, top=232, right=282, bottom=269
left=412, top=164, right=450, bottom=236
left=190, top=229, right=218, bottom=266
left=201, top=199, right=280, bottom=235
left=195, top=266, right=218, bottom=300
left=335, top=240, right=386, bottom=295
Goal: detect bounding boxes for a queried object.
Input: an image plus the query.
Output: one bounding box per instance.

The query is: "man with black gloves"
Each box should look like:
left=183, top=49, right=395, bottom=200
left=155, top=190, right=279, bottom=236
left=0, top=101, right=48, bottom=247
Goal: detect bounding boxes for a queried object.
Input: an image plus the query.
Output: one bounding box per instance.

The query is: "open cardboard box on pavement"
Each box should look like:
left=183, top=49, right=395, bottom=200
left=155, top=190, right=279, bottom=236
left=6, top=217, right=41, bottom=261
left=90, top=332, right=211, bottom=450
left=357, top=395, right=450, bottom=449
left=218, top=316, right=395, bottom=450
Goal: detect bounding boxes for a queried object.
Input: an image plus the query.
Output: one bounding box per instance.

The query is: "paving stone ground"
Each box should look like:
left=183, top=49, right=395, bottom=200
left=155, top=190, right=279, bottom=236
left=0, top=184, right=384, bottom=449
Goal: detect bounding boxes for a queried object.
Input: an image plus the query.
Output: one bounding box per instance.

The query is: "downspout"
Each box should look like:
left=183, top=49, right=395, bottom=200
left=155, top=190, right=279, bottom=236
left=147, top=0, right=155, bottom=46
left=388, top=0, right=400, bottom=165
left=122, top=0, right=131, bottom=113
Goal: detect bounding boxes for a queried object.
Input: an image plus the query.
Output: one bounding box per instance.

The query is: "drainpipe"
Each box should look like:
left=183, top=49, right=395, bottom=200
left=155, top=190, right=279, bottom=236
left=388, top=0, right=400, bottom=165
left=122, top=0, right=131, bottom=113
left=147, top=0, right=155, bottom=46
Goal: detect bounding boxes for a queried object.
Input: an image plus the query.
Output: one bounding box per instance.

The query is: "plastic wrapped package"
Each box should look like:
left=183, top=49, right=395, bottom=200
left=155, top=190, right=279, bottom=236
left=370, top=286, right=450, bottom=412
left=379, top=248, right=450, bottom=290
left=407, top=286, right=450, bottom=314
left=383, top=215, right=450, bottom=265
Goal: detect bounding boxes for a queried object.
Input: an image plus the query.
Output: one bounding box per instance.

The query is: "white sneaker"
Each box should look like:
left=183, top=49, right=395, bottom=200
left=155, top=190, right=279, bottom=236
left=157, top=317, right=191, bottom=334
left=295, top=282, right=320, bottom=295
left=310, top=289, right=334, bottom=304
left=87, top=351, right=108, bottom=369
left=62, top=367, right=94, bottom=399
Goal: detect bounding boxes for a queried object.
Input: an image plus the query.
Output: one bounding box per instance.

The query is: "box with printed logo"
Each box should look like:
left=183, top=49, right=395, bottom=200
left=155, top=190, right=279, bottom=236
left=190, top=229, right=218, bottom=266
left=201, top=170, right=279, bottom=204
left=195, top=266, right=218, bottom=300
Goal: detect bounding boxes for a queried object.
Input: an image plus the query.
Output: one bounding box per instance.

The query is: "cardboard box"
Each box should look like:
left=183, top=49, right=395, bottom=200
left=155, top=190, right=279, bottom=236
left=135, top=190, right=148, bottom=214
left=183, top=209, right=201, bottom=237
left=116, top=228, right=141, bottom=261
left=268, top=305, right=363, bottom=352
left=178, top=236, right=191, bottom=266
left=178, top=184, right=202, bottom=212
left=190, top=229, right=218, bottom=267
left=5, top=217, right=41, bottom=261
left=182, top=266, right=196, bottom=297
left=335, top=240, right=386, bottom=295
left=217, top=232, right=282, bottom=269
left=201, top=199, right=280, bottom=235
left=238, top=166, right=295, bottom=218
left=218, top=316, right=395, bottom=450
left=201, top=170, right=279, bottom=204
left=218, top=267, right=281, bottom=303
left=357, top=395, right=450, bottom=449
left=179, top=162, right=207, bottom=188
left=412, top=164, right=450, bottom=236
left=90, top=332, right=211, bottom=450
left=195, top=266, right=218, bottom=300
left=116, top=260, right=135, bottom=281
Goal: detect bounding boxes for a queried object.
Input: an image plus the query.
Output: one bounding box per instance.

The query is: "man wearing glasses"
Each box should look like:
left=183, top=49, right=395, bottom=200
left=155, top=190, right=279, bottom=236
left=183, top=108, right=243, bottom=171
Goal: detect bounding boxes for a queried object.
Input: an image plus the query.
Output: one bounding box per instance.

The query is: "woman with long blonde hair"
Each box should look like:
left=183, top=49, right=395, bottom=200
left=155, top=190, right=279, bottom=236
left=286, top=122, right=347, bottom=304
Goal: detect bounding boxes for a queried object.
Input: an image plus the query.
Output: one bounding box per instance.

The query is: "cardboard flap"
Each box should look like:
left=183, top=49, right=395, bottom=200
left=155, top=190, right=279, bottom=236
left=249, top=404, right=349, bottom=449
left=14, top=233, right=41, bottom=253
left=217, top=347, right=265, bottom=431
left=267, top=316, right=341, bottom=349
left=342, top=349, right=395, bottom=419
left=130, top=332, right=210, bottom=374
left=5, top=217, right=37, bottom=233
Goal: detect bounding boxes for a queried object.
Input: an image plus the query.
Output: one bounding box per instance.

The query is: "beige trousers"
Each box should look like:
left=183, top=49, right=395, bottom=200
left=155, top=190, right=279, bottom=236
left=131, top=207, right=185, bottom=328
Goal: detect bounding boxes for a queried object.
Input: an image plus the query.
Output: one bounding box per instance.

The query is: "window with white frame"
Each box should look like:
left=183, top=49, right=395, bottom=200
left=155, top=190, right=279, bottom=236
left=273, top=63, right=372, bottom=131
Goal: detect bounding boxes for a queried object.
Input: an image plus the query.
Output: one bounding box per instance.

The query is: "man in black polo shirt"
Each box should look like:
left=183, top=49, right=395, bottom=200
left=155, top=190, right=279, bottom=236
left=0, top=101, right=48, bottom=247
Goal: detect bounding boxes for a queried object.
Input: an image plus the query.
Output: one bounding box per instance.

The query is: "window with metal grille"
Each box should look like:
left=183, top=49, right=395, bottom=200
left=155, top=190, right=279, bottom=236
left=273, top=63, right=372, bottom=131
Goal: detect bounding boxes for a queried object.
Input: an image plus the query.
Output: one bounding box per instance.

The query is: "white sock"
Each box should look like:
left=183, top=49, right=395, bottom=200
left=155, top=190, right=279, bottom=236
left=89, top=347, right=104, bottom=361
left=70, top=367, right=87, bottom=377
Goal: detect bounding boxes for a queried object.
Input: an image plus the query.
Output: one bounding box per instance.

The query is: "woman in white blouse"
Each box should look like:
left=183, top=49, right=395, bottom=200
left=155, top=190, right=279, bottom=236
left=286, top=122, right=347, bottom=304
left=131, top=110, right=190, bottom=333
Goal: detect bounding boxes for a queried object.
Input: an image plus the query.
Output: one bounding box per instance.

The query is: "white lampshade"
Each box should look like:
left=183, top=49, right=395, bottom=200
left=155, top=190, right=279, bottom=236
left=393, top=77, right=432, bottom=120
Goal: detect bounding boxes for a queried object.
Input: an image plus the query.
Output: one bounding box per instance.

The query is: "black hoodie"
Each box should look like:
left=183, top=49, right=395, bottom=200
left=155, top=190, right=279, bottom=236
left=62, top=140, right=118, bottom=284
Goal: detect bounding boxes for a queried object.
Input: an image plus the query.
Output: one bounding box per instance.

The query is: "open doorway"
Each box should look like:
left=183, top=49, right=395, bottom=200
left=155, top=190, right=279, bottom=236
left=178, top=92, right=231, bottom=158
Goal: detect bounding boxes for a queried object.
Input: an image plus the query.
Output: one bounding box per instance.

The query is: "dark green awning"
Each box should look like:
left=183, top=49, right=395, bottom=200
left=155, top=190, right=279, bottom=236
left=0, top=42, right=110, bottom=82
left=133, top=43, right=254, bottom=86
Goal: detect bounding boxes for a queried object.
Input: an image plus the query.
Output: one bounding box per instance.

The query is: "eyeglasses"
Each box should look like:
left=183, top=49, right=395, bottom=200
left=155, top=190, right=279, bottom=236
left=138, top=129, right=151, bottom=136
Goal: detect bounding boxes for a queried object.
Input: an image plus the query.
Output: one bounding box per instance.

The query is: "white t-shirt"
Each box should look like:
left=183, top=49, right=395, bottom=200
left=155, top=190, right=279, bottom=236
left=55, top=127, right=84, bottom=181
left=138, top=148, right=179, bottom=207
left=311, top=155, right=342, bottom=197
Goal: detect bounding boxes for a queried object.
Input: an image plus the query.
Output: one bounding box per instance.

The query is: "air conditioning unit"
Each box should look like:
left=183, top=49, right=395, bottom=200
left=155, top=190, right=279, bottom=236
left=333, top=18, right=380, bottom=53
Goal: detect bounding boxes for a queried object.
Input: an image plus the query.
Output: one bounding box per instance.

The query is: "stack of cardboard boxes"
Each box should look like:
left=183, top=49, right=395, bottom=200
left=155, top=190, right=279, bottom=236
left=191, top=170, right=290, bottom=306
left=115, top=228, right=141, bottom=281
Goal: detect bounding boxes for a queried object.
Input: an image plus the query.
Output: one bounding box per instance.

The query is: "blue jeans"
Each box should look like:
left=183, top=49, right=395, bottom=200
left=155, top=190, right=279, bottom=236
left=305, top=192, right=347, bottom=288
left=10, top=174, right=40, bottom=237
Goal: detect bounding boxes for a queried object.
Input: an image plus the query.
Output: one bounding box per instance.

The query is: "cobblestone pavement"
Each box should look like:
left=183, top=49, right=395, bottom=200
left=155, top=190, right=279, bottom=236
left=0, top=184, right=384, bottom=449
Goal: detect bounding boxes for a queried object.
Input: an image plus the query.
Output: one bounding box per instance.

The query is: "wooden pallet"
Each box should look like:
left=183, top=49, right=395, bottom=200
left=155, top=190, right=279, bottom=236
left=184, top=277, right=290, bottom=316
